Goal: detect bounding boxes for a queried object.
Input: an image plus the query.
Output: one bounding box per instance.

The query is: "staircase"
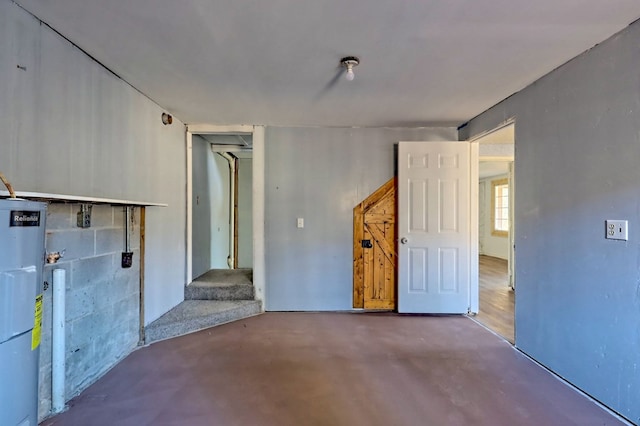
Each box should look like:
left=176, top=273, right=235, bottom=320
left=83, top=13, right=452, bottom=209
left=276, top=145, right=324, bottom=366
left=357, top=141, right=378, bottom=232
left=144, top=269, right=261, bottom=344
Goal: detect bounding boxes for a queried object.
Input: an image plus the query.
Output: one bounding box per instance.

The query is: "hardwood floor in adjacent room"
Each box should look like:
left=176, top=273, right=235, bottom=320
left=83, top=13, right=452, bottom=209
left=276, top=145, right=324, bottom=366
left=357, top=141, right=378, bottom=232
left=474, top=255, right=515, bottom=343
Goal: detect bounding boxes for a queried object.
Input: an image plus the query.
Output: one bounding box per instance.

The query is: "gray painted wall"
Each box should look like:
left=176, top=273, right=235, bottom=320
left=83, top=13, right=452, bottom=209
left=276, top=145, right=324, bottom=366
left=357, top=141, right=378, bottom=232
left=191, top=135, right=213, bottom=278
left=0, top=1, right=186, bottom=327
left=237, top=158, right=253, bottom=268
left=461, top=22, right=640, bottom=423
left=39, top=204, right=140, bottom=421
left=264, top=126, right=456, bottom=311
left=210, top=153, right=231, bottom=269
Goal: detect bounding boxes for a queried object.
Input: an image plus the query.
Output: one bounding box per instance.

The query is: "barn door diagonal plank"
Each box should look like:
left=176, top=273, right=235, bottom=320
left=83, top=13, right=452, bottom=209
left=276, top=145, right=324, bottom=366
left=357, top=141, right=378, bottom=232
left=353, top=177, right=397, bottom=310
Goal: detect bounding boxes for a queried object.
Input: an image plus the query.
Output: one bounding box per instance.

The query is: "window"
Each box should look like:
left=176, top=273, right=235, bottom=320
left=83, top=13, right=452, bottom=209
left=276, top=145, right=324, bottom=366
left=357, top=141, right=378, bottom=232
left=491, top=178, right=509, bottom=237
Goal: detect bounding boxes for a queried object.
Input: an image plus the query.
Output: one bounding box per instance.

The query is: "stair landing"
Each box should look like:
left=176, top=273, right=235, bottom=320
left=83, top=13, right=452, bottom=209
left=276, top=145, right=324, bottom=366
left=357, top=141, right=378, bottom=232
left=144, top=300, right=261, bottom=344
left=186, top=268, right=254, bottom=300
left=144, top=268, right=260, bottom=344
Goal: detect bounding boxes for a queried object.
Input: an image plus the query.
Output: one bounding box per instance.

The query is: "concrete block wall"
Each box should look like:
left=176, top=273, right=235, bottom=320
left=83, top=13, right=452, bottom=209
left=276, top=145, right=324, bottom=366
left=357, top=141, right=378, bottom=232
left=38, top=203, right=141, bottom=420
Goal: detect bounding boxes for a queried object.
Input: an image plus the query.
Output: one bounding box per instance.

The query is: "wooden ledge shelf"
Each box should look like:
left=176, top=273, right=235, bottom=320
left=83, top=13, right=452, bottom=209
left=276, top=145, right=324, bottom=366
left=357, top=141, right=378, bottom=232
left=0, top=190, right=167, bottom=207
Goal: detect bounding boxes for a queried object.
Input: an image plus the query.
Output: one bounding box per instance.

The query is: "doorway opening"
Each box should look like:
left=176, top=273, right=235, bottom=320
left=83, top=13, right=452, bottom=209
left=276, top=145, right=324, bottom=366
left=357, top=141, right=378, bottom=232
left=472, top=123, right=515, bottom=343
left=186, top=125, right=265, bottom=304
left=142, top=126, right=263, bottom=343
left=190, top=133, right=253, bottom=283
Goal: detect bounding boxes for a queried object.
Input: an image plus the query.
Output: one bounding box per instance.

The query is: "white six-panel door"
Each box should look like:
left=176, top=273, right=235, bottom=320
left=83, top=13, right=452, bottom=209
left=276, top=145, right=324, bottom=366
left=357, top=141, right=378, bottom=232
left=397, top=141, right=472, bottom=313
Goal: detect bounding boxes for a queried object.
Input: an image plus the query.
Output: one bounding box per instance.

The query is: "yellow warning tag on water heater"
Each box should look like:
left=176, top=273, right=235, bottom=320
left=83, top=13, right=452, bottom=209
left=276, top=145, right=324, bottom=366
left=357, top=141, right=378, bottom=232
left=32, top=293, right=43, bottom=350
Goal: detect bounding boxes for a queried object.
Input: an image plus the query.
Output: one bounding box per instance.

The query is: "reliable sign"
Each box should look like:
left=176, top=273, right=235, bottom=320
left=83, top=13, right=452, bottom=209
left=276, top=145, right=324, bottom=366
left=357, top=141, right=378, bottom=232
left=10, top=210, right=41, bottom=227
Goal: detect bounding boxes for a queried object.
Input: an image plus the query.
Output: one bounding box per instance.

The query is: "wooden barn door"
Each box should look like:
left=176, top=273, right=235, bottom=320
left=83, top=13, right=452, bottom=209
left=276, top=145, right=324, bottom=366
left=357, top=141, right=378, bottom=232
left=353, top=177, right=397, bottom=310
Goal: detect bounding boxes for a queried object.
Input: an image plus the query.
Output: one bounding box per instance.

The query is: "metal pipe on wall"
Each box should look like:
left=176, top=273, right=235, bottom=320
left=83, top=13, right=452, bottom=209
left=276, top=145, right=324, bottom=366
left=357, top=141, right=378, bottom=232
left=52, top=268, right=66, bottom=413
left=125, top=207, right=131, bottom=252
left=219, top=152, right=237, bottom=269
left=121, top=207, right=134, bottom=268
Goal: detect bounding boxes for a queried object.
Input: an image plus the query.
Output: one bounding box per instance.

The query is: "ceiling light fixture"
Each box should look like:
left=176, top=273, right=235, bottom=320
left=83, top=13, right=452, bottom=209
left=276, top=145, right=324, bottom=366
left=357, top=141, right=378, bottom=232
left=341, top=56, right=360, bottom=81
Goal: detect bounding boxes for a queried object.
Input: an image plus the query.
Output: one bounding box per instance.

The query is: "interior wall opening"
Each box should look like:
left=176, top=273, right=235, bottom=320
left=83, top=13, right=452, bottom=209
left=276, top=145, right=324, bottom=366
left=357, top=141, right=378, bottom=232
left=471, top=123, right=515, bottom=343
left=191, top=133, right=253, bottom=281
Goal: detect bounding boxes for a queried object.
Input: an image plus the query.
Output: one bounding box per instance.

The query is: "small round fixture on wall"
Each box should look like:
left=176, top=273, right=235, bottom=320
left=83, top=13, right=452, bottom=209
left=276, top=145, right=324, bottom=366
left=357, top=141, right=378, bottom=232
left=161, top=113, right=173, bottom=125
left=340, top=56, right=360, bottom=81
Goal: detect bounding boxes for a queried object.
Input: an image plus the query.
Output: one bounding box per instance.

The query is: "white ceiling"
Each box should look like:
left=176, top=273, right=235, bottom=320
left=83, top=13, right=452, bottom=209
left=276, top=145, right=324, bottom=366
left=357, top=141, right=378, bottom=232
left=16, top=0, right=640, bottom=128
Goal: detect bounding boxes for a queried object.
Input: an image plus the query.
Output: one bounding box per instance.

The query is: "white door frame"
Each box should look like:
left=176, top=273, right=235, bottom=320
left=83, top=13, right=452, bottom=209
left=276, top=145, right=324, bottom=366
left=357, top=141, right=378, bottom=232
left=470, top=142, right=479, bottom=313
left=185, top=125, right=266, bottom=305
left=508, top=161, right=515, bottom=289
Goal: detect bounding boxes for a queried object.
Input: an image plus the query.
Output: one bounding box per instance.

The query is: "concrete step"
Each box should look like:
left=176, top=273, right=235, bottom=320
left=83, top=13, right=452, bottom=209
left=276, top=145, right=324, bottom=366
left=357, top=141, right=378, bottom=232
left=186, top=269, right=254, bottom=301
left=185, top=281, right=254, bottom=301
left=144, top=300, right=262, bottom=344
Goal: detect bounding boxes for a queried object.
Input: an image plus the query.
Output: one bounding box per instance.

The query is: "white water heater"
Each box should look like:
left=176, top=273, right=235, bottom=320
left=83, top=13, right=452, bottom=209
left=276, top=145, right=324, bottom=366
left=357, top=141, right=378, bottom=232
left=0, top=199, right=47, bottom=426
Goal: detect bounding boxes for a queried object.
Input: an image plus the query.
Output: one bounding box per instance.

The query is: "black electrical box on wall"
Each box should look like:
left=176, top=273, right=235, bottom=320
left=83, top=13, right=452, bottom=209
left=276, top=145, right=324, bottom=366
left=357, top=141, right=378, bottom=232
left=121, top=252, right=133, bottom=268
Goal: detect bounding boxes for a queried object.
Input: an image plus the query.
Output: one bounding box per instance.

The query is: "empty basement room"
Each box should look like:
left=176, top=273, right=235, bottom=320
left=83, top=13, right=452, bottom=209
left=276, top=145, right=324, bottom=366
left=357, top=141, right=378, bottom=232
left=1, top=0, right=639, bottom=425
left=39, top=314, right=628, bottom=425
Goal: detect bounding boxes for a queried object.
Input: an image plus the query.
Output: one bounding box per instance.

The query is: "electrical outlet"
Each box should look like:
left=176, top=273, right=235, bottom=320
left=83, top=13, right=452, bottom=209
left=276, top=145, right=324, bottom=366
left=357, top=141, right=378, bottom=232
left=605, top=220, right=628, bottom=241
left=76, top=204, right=92, bottom=228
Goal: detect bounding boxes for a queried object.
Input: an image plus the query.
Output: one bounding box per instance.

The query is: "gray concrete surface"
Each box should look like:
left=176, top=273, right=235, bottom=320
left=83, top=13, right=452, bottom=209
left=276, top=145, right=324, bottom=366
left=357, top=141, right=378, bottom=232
left=144, top=300, right=262, bottom=343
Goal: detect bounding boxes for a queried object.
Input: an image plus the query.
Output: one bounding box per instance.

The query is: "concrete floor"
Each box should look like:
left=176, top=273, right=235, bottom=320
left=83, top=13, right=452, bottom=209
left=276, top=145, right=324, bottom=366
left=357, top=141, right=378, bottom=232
left=42, top=313, right=626, bottom=426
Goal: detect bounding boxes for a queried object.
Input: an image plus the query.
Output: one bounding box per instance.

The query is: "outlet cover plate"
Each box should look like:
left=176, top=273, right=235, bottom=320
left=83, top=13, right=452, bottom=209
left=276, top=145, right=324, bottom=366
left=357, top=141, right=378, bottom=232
left=605, top=220, right=628, bottom=241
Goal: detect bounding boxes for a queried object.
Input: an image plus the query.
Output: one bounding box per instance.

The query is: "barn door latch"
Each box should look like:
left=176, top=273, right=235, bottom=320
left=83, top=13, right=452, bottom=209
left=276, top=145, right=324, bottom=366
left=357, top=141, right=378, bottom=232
left=361, top=239, right=373, bottom=248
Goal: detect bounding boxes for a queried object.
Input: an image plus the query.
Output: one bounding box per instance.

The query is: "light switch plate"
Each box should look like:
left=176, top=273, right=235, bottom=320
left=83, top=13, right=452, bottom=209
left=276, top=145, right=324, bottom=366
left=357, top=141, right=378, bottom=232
left=605, top=220, right=628, bottom=241
left=297, top=218, right=304, bottom=228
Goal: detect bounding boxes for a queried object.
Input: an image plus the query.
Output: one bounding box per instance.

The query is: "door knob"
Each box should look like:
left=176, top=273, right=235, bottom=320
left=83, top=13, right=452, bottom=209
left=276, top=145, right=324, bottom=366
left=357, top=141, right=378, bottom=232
left=400, top=237, right=408, bottom=244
